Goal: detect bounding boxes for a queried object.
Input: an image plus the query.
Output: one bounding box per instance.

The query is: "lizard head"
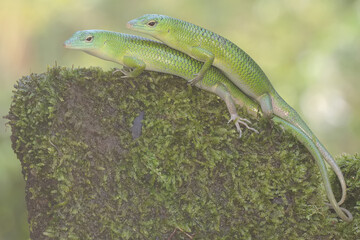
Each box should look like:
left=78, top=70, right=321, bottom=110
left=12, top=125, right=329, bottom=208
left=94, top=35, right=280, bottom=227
left=127, top=14, right=200, bottom=52
left=127, top=14, right=182, bottom=40
left=64, top=30, right=100, bottom=50
left=64, top=30, right=116, bottom=61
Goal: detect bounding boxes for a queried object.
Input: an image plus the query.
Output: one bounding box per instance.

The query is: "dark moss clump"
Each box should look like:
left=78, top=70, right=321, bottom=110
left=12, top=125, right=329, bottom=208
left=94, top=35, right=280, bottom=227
left=8, top=66, right=359, bottom=239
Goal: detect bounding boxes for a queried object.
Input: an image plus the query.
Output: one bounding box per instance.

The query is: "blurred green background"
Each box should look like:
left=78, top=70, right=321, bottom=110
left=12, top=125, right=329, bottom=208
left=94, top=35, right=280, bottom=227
left=0, top=0, right=359, bottom=238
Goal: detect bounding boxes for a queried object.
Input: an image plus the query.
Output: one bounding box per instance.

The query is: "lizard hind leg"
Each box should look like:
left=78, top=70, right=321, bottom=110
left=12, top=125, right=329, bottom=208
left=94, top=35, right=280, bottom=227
left=212, top=84, right=259, bottom=137
left=258, top=93, right=274, bottom=118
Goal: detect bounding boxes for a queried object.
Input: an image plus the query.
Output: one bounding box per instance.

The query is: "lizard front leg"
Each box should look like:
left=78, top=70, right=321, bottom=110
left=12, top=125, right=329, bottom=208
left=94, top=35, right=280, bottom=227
left=116, top=56, right=146, bottom=78
left=187, top=47, right=214, bottom=85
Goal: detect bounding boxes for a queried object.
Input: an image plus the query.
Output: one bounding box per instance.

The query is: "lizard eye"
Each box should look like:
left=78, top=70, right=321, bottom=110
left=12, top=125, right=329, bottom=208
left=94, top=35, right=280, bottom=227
left=147, top=20, right=158, bottom=27
left=85, top=36, right=94, bottom=42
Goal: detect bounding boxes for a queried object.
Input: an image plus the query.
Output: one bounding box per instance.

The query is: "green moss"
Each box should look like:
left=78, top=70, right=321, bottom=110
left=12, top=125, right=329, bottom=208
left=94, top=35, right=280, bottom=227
left=331, top=154, right=360, bottom=238
left=8, top=66, right=359, bottom=239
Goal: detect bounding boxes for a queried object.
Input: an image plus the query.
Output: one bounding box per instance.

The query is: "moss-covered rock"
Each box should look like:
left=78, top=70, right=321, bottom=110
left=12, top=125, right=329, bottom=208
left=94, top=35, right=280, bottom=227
left=330, top=154, right=360, bottom=239
left=8, top=66, right=359, bottom=239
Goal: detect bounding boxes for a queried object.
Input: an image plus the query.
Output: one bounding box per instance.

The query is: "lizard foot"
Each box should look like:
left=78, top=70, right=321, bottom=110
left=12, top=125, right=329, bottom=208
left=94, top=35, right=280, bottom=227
left=187, top=73, right=203, bottom=86
left=228, top=114, right=259, bottom=138
left=112, top=67, right=133, bottom=78
left=112, top=68, right=122, bottom=75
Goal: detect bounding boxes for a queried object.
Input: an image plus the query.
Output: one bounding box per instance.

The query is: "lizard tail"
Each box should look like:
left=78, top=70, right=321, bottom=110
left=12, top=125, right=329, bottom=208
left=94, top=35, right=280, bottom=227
left=316, top=140, right=347, bottom=205
left=271, top=93, right=351, bottom=221
left=272, top=116, right=353, bottom=222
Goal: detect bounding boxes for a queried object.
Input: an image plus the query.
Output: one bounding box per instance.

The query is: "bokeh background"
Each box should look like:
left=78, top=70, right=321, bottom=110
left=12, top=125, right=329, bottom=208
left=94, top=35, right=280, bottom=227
left=0, top=0, right=359, bottom=238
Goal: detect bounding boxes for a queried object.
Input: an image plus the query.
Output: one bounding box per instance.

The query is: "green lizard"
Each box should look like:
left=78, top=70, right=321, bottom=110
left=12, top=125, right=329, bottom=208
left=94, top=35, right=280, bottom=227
left=126, top=14, right=350, bottom=218
left=63, top=30, right=352, bottom=221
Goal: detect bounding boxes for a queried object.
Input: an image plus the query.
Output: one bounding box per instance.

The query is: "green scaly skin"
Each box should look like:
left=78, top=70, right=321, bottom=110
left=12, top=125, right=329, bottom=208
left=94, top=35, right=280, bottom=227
left=64, top=30, right=352, bottom=221
left=126, top=14, right=350, bottom=220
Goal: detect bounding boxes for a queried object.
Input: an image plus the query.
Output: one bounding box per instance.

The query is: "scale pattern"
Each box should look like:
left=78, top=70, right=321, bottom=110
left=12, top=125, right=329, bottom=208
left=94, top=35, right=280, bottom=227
left=84, top=30, right=261, bottom=114
left=155, top=16, right=275, bottom=97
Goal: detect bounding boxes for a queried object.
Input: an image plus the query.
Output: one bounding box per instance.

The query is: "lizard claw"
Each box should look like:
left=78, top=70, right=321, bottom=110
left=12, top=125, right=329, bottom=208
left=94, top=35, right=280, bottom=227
left=112, top=68, right=122, bottom=75
left=187, top=73, right=203, bottom=86
left=113, top=67, right=132, bottom=78
left=228, top=114, right=259, bottom=138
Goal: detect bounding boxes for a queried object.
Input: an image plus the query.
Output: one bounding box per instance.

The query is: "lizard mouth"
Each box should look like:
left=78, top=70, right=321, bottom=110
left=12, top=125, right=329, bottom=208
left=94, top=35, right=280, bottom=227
left=63, top=40, right=72, bottom=48
left=126, top=19, right=150, bottom=32
left=126, top=20, right=135, bottom=29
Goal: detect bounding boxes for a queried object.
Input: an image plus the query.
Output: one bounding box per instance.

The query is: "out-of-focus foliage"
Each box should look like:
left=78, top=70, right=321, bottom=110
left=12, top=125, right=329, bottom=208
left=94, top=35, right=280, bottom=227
left=0, top=0, right=359, bottom=239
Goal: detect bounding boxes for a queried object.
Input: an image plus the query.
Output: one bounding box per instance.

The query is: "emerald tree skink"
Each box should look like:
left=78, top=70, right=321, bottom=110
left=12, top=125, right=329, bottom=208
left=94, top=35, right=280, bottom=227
left=63, top=30, right=352, bottom=221
left=126, top=15, right=351, bottom=221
